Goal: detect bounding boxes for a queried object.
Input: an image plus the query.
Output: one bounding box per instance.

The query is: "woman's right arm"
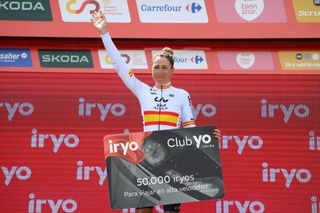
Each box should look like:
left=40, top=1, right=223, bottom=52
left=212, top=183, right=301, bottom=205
left=91, top=11, right=141, bottom=96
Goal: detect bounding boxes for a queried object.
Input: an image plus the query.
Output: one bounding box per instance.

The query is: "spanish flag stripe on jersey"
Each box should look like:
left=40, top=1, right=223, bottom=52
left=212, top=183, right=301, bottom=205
left=144, top=114, right=179, bottom=124
left=144, top=111, right=179, bottom=126
left=145, top=121, right=177, bottom=127
left=144, top=111, right=179, bottom=117
left=129, top=70, right=133, bottom=77
left=183, top=121, right=196, bottom=127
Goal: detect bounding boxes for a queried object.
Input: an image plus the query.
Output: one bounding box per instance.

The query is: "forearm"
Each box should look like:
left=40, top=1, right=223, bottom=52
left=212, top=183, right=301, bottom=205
left=101, top=33, right=129, bottom=74
left=101, top=33, right=137, bottom=92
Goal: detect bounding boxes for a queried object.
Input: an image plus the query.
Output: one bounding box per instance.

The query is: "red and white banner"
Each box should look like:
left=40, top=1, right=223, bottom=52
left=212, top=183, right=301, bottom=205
left=0, top=39, right=319, bottom=75
left=0, top=0, right=320, bottom=39
left=0, top=70, right=319, bottom=212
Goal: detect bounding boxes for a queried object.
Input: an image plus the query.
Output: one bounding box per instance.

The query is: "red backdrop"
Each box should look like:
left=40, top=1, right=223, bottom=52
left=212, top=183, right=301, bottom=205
left=1, top=70, right=319, bottom=212
left=1, top=0, right=320, bottom=212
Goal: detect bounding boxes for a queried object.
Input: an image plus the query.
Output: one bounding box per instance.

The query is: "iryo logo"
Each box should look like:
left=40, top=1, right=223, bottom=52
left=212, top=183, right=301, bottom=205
left=262, top=162, right=312, bottom=188
left=28, top=193, right=77, bottom=213
left=1, top=166, right=32, bottom=186
left=78, top=97, right=126, bottom=122
left=309, top=131, right=320, bottom=151
left=0, top=101, right=34, bottom=121
left=31, top=129, right=80, bottom=153
left=216, top=200, right=265, bottom=213
left=261, top=98, right=310, bottom=123
left=192, top=103, right=217, bottom=119
left=76, top=160, right=107, bottom=186
left=108, top=140, right=139, bottom=156
left=186, top=2, right=202, bottom=13
left=221, top=135, right=263, bottom=155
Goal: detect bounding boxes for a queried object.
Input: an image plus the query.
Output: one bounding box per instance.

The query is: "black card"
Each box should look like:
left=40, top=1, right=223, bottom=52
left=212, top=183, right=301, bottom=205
left=103, top=126, right=225, bottom=209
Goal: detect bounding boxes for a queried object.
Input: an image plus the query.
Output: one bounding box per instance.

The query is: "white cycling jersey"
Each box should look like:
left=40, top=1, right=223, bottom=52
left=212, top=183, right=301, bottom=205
left=101, top=33, right=196, bottom=132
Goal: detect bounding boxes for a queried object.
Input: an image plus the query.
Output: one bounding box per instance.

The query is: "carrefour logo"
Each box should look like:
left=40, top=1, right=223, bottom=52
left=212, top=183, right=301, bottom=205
left=186, top=2, right=203, bottom=14
left=174, top=55, right=204, bottom=65
left=174, top=53, right=207, bottom=68
left=191, top=55, right=204, bottom=64
left=152, top=50, right=208, bottom=70
left=0, top=48, right=32, bottom=67
left=0, top=0, right=52, bottom=21
left=137, top=0, right=208, bottom=23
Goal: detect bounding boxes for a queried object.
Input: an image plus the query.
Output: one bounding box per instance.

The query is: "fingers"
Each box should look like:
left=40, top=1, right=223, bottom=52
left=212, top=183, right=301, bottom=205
left=91, top=10, right=108, bottom=34
left=91, top=10, right=106, bottom=22
left=213, top=129, right=221, bottom=137
left=91, top=10, right=97, bottom=20
left=213, top=129, right=222, bottom=142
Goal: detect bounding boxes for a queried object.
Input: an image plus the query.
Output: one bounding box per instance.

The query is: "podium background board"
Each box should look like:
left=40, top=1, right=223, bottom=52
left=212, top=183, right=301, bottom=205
left=0, top=0, right=320, bottom=39
left=104, top=126, right=224, bottom=209
left=1, top=0, right=320, bottom=212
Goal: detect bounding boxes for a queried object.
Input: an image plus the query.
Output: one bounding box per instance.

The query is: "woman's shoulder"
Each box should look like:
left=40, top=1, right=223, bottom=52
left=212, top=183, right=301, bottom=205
left=171, top=86, right=191, bottom=96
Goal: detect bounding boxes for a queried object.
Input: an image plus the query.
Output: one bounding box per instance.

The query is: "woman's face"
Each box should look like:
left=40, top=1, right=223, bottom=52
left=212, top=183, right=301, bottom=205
left=152, top=56, right=174, bottom=86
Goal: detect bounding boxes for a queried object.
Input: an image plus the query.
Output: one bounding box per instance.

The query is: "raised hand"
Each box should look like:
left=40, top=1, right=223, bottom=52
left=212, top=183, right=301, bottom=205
left=91, top=10, right=108, bottom=35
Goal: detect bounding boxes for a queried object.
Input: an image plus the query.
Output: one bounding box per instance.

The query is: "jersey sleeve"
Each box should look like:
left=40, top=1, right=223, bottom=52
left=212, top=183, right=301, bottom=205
left=181, top=90, right=196, bottom=128
left=101, top=33, right=145, bottom=97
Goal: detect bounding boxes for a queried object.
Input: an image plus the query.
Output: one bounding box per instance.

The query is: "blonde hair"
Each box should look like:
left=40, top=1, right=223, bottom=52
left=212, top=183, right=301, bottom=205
left=161, top=47, right=174, bottom=56
left=152, top=47, right=174, bottom=67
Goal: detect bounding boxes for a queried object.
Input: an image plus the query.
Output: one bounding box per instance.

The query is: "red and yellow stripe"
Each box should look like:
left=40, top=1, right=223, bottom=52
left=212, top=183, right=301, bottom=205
left=155, top=84, right=172, bottom=89
left=144, top=111, right=179, bottom=127
left=129, top=70, right=134, bottom=77
left=183, top=120, right=196, bottom=127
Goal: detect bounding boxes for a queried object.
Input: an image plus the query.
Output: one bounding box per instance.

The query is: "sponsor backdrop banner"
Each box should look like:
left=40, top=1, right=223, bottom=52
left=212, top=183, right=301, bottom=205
left=0, top=70, right=319, bottom=212
left=0, top=0, right=320, bottom=38
left=0, top=40, right=319, bottom=74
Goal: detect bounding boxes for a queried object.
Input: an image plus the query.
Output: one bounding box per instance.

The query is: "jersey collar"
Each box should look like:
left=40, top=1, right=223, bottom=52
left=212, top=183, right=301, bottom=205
left=154, top=82, right=172, bottom=89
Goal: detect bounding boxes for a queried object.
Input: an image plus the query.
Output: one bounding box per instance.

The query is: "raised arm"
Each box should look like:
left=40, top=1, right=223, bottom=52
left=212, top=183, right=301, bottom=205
left=91, top=11, right=144, bottom=96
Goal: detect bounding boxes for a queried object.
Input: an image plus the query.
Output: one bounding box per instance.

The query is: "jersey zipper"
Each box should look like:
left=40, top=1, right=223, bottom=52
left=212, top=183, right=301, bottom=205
left=158, top=85, right=163, bottom=131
